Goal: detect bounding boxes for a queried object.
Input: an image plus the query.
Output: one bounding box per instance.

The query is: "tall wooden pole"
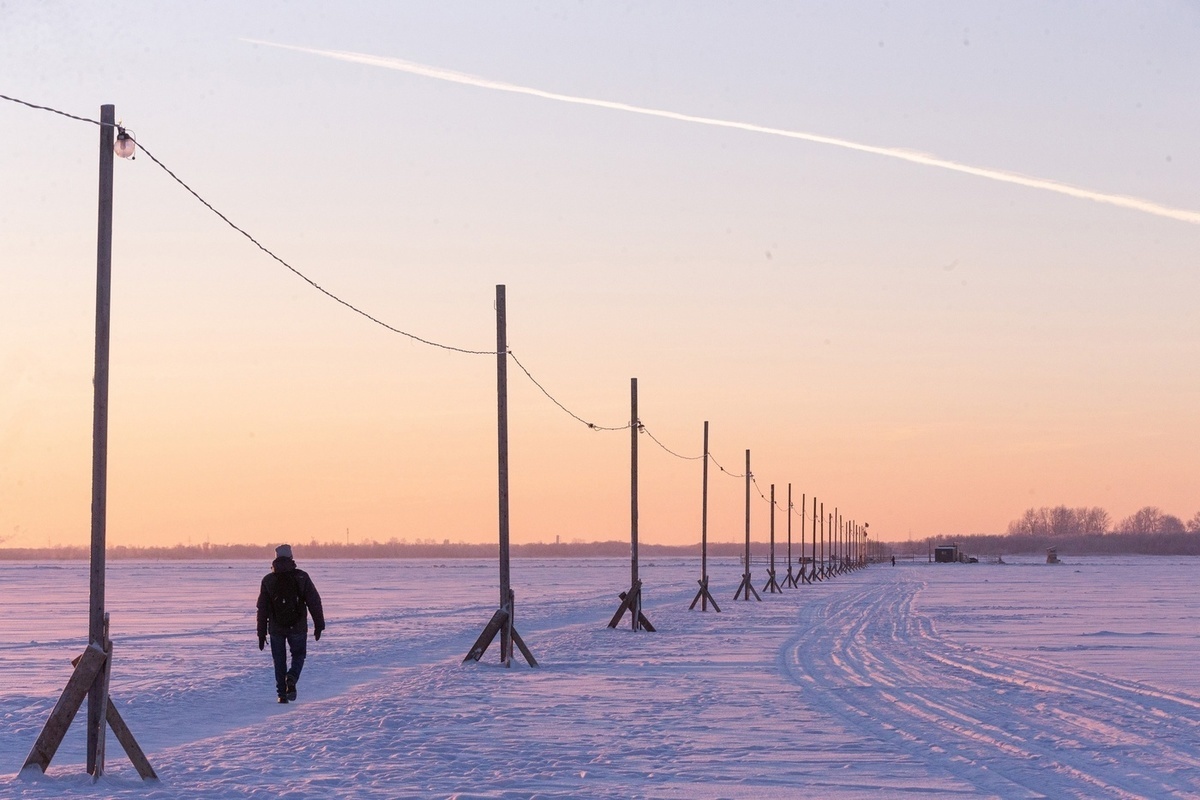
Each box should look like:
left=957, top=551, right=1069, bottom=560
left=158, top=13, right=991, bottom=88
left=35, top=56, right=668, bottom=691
left=800, top=492, right=808, bottom=583
left=689, top=421, right=719, bottom=611
left=463, top=286, right=536, bottom=665
left=811, top=495, right=818, bottom=580
left=86, top=103, right=115, bottom=776
left=608, top=377, right=654, bottom=628
left=744, top=450, right=751, bottom=578
left=732, top=449, right=759, bottom=600
left=700, top=421, right=709, bottom=604
left=496, top=286, right=511, bottom=616
left=784, top=483, right=794, bottom=587
left=835, top=508, right=840, bottom=571
left=630, top=378, right=638, bottom=598
left=769, top=485, right=776, bottom=575
left=492, top=284, right=511, bottom=662
left=820, top=502, right=825, bottom=577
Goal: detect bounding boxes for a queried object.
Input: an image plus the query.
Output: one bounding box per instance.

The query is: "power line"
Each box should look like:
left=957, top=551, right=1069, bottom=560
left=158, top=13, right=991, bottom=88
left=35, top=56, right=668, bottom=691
left=3, top=93, right=787, bottom=491
left=639, top=423, right=703, bottom=461
left=0, top=93, right=104, bottom=127
left=132, top=136, right=496, bottom=356
left=2, top=93, right=495, bottom=356
left=507, top=351, right=630, bottom=432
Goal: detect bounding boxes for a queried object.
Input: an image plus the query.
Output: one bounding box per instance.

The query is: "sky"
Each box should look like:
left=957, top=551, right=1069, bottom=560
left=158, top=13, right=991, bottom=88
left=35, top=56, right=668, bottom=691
left=2, top=1, right=1198, bottom=549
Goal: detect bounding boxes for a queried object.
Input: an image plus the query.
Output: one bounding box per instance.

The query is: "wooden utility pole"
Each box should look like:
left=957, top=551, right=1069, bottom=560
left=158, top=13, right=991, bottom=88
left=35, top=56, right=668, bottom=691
left=783, top=484, right=798, bottom=588
left=762, top=484, right=782, bottom=593
left=465, top=285, right=537, bottom=667
left=734, top=450, right=761, bottom=601
left=690, top=421, right=720, bottom=611
left=799, top=492, right=812, bottom=584
left=610, top=378, right=654, bottom=630
left=22, top=105, right=155, bottom=783
left=816, top=503, right=825, bottom=578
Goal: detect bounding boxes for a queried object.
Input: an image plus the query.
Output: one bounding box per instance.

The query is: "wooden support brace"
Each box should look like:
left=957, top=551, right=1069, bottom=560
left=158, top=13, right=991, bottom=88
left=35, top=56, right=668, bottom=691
left=786, top=566, right=802, bottom=588
left=463, top=607, right=509, bottom=664
left=733, top=572, right=762, bottom=601
left=689, top=577, right=721, bottom=612
left=92, top=634, right=113, bottom=779
left=22, top=644, right=107, bottom=775
left=510, top=626, right=538, bottom=668
left=607, top=582, right=638, bottom=628
left=761, top=569, right=782, bottom=594
left=104, top=700, right=157, bottom=780
left=22, top=638, right=158, bottom=781
left=608, top=580, right=653, bottom=631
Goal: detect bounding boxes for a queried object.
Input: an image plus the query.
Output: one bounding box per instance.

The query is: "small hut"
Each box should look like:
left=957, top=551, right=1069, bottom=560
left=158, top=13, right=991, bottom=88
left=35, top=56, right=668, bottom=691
left=934, top=545, right=959, bottom=563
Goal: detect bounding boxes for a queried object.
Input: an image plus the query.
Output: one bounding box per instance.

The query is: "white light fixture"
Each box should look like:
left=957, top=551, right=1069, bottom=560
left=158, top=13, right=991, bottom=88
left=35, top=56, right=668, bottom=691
left=113, top=128, right=136, bottom=159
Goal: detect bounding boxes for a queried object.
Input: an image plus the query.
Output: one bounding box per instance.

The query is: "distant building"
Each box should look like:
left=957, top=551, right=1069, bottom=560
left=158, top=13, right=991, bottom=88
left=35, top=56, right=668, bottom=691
left=933, top=545, right=959, bottom=563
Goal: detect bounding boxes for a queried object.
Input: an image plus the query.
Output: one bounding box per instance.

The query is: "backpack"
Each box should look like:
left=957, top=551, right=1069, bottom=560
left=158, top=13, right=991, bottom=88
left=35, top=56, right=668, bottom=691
left=269, top=571, right=305, bottom=627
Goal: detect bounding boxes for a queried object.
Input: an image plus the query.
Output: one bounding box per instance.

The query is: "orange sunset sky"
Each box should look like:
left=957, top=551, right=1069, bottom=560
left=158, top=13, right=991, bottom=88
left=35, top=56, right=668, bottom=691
left=2, top=2, right=1198, bottom=549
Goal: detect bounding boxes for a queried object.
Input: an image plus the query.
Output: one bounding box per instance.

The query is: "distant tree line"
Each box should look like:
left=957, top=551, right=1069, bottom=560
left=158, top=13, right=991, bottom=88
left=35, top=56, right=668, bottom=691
left=924, top=530, right=1200, bottom=557
left=1007, top=505, right=1200, bottom=537
left=0, top=538, right=778, bottom=561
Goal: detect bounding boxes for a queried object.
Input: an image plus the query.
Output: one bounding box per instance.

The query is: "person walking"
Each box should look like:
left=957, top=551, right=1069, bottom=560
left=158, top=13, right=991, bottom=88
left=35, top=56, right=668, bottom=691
left=257, top=544, right=325, bottom=703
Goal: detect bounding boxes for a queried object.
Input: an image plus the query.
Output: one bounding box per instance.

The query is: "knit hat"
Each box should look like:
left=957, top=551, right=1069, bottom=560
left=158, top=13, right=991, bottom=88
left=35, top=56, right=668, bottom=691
left=275, top=544, right=294, bottom=560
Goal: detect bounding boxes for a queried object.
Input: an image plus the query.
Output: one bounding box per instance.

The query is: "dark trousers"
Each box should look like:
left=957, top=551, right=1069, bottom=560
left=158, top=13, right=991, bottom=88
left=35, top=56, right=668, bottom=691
left=269, top=628, right=307, bottom=697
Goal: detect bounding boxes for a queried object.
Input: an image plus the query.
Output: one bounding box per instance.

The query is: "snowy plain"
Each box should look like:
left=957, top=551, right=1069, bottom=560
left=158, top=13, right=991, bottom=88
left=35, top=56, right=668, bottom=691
left=2, top=554, right=1199, bottom=799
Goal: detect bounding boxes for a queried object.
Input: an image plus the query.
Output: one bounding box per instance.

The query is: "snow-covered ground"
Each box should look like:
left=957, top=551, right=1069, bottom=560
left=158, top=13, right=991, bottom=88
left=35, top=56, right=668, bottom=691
left=2, top=554, right=1198, bottom=798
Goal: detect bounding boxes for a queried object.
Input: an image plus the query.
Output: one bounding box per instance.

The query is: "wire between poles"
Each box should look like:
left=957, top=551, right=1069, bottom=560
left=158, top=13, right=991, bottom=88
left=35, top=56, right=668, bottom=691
left=4, top=93, right=774, bottom=487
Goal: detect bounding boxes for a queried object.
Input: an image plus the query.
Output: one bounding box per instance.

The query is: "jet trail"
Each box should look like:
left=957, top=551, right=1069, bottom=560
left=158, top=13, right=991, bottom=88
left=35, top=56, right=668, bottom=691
left=244, top=39, right=1200, bottom=226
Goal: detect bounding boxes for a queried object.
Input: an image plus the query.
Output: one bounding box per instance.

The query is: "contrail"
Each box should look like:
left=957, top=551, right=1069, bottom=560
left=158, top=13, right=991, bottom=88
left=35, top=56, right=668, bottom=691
left=244, top=39, right=1200, bottom=226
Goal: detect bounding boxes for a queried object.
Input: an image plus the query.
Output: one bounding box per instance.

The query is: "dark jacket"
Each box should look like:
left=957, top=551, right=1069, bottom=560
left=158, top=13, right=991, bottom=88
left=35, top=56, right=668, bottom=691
left=256, top=557, right=325, bottom=637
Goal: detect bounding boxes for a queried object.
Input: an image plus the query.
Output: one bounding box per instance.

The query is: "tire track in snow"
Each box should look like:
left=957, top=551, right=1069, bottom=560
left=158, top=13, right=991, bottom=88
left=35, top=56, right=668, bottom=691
left=783, top=574, right=1200, bottom=799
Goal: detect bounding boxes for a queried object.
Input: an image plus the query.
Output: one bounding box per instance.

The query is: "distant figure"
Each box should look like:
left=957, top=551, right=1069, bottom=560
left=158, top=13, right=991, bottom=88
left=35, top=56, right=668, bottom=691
left=257, top=544, right=325, bottom=704
left=891, top=555, right=896, bottom=567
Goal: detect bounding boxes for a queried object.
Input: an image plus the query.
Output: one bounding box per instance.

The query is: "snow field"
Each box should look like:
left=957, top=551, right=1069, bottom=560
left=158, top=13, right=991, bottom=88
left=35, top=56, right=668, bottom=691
left=2, top=556, right=1198, bottom=798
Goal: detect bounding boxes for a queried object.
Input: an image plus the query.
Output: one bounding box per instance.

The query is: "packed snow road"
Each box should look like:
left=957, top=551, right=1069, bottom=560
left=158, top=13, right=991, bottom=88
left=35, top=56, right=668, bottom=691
left=787, top=570, right=1200, bottom=799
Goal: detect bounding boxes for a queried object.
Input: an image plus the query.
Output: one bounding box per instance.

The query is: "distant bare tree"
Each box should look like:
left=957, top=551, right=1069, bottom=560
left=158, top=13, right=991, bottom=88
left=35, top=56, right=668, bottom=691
left=1077, top=507, right=1111, bottom=534
left=1160, top=514, right=1186, bottom=535
left=1049, top=506, right=1074, bottom=537
left=1188, top=512, right=1200, bottom=534
left=1116, top=506, right=1177, bottom=534
left=1007, top=505, right=1112, bottom=537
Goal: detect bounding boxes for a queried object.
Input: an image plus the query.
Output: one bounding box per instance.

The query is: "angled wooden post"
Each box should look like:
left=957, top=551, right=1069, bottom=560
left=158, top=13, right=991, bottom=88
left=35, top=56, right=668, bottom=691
left=465, top=285, right=536, bottom=666
left=690, top=421, right=720, bottom=612
left=611, top=378, right=654, bottom=630
left=733, top=450, right=761, bottom=601
left=762, top=484, right=782, bottom=593
left=22, top=617, right=157, bottom=781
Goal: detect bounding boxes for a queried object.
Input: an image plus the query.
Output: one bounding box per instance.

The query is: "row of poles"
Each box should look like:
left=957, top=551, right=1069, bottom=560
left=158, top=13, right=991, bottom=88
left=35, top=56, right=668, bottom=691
left=21, top=104, right=874, bottom=782
left=465, top=285, right=872, bottom=668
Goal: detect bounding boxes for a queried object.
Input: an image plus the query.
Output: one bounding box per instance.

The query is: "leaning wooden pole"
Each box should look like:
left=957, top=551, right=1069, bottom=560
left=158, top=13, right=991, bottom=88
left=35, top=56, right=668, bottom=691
left=464, top=285, right=536, bottom=667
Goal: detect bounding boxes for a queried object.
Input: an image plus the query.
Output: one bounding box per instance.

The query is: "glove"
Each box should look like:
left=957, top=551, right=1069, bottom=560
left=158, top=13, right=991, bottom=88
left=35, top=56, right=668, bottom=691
left=314, top=629, right=322, bottom=641
left=258, top=635, right=266, bottom=651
